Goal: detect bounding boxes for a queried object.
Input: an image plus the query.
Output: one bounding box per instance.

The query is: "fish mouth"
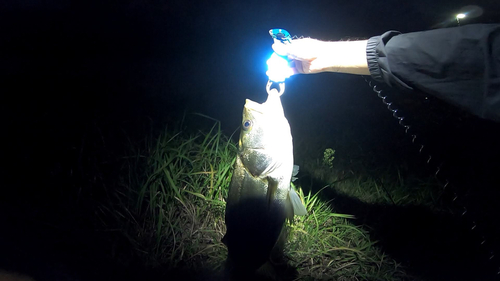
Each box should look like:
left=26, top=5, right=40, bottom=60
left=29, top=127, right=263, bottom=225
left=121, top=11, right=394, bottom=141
left=244, top=99, right=264, bottom=113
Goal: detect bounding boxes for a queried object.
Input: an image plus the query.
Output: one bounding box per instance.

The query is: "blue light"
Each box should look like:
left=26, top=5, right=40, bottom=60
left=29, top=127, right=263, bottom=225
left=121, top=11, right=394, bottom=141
left=266, top=53, right=293, bottom=83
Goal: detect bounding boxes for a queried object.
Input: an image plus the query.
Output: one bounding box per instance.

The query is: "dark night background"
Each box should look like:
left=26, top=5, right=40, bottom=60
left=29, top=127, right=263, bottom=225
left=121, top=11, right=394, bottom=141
left=1, top=0, right=500, bottom=280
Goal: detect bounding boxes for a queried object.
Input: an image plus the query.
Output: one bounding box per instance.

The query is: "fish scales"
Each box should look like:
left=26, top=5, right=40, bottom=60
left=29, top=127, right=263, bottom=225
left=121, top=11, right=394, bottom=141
left=223, top=90, right=306, bottom=274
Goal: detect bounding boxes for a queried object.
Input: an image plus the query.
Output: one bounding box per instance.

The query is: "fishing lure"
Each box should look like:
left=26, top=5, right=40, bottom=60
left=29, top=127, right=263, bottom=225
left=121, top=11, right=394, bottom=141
left=269, top=28, right=292, bottom=44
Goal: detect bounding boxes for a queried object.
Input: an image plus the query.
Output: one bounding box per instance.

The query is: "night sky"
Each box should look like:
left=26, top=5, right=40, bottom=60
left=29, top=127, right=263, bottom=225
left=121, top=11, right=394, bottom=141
left=1, top=0, right=498, bottom=132
left=1, top=0, right=500, bottom=280
left=1, top=0, right=497, bottom=131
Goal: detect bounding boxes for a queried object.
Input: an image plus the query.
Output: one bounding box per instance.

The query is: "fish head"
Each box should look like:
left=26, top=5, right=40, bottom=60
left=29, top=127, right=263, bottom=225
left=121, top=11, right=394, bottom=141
left=240, top=92, right=290, bottom=150
left=238, top=91, right=292, bottom=177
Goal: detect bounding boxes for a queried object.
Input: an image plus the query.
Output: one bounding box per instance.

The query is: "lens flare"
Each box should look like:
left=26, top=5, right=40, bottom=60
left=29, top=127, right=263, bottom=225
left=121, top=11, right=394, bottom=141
left=266, top=53, right=293, bottom=83
left=458, top=5, right=483, bottom=19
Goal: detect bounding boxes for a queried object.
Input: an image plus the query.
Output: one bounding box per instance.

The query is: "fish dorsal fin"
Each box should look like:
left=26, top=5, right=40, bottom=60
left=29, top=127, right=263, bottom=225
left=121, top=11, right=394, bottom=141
left=289, top=187, right=307, bottom=216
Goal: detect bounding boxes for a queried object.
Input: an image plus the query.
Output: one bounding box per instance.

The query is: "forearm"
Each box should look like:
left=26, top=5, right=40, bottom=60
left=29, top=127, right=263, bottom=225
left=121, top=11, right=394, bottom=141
left=314, top=40, right=370, bottom=75
left=275, top=38, right=370, bottom=75
left=279, top=24, right=500, bottom=121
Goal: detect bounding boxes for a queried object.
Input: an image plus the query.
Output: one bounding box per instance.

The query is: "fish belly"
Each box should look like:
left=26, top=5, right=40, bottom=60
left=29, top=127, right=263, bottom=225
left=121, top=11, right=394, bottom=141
left=224, top=157, right=287, bottom=272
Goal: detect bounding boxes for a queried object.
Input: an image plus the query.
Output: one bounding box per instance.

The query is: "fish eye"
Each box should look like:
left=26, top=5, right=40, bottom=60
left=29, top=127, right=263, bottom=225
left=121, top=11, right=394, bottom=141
left=242, top=120, right=252, bottom=130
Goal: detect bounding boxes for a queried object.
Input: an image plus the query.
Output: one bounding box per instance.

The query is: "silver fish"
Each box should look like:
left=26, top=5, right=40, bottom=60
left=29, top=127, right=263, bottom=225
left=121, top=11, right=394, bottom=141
left=223, top=89, right=307, bottom=273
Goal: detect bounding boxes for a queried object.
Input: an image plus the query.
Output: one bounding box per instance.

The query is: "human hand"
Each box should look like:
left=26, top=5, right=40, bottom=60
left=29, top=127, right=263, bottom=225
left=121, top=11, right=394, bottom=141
left=272, top=38, right=370, bottom=75
left=272, top=38, right=335, bottom=74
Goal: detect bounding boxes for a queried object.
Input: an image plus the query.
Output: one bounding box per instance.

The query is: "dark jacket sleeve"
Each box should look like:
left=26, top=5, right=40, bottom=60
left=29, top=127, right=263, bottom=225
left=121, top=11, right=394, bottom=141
left=366, top=24, right=500, bottom=122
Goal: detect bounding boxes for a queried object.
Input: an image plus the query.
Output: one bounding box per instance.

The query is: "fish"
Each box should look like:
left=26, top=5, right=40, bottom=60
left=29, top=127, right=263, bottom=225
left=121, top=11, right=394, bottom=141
left=223, top=89, right=307, bottom=274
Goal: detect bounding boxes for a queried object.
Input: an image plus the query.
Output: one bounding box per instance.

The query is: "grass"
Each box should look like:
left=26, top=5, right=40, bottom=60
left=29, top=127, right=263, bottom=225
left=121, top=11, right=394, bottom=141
left=297, top=144, right=444, bottom=208
left=110, top=121, right=235, bottom=270
left=101, top=117, right=428, bottom=280
left=286, top=187, right=409, bottom=280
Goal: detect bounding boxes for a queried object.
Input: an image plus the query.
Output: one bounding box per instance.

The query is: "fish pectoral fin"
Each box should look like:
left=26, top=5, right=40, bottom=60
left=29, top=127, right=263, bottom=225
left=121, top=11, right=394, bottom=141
left=266, top=178, right=278, bottom=208
left=291, top=165, right=299, bottom=182
left=289, top=187, right=307, bottom=216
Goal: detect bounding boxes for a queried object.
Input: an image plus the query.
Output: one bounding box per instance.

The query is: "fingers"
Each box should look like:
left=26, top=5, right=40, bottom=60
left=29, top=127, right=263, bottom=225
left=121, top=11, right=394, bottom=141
left=273, top=38, right=325, bottom=73
left=292, top=60, right=312, bottom=74
left=272, top=38, right=327, bottom=75
left=273, top=38, right=320, bottom=59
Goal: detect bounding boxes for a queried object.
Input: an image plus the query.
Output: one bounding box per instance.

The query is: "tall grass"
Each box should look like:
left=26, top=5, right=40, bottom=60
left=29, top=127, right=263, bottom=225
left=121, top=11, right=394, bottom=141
left=110, top=121, right=235, bottom=270
left=299, top=146, right=442, bottom=208
left=287, top=187, right=409, bottom=280
left=102, top=119, right=418, bottom=280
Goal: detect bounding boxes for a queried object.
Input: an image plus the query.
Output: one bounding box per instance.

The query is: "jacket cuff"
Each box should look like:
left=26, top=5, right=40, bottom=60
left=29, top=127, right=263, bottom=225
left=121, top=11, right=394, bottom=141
left=366, top=31, right=413, bottom=90
left=366, top=35, right=383, bottom=82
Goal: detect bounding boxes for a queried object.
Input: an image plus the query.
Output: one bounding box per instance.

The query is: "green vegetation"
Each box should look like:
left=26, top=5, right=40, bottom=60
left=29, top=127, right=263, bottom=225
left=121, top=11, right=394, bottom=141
left=103, top=119, right=429, bottom=280
left=286, top=187, right=408, bottom=280
left=108, top=122, right=233, bottom=270
left=322, top=148, right=336, bottom=169
left=331, top=171, right=441, bottom=207
left=300, top=146, right=442, bottom=208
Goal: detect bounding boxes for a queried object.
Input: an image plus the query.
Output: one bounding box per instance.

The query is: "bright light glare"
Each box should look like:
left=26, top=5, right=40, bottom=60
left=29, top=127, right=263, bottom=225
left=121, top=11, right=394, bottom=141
left=458, top=5, right=483, bottom=19
left=456, top=13, right=466, bottom=19
left=266, top=53, right=293, bottom=83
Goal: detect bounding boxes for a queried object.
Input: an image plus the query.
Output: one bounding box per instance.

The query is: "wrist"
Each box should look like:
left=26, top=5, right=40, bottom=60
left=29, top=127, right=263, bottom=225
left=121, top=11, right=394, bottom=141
left=317, top=40, right=370, bottom=75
